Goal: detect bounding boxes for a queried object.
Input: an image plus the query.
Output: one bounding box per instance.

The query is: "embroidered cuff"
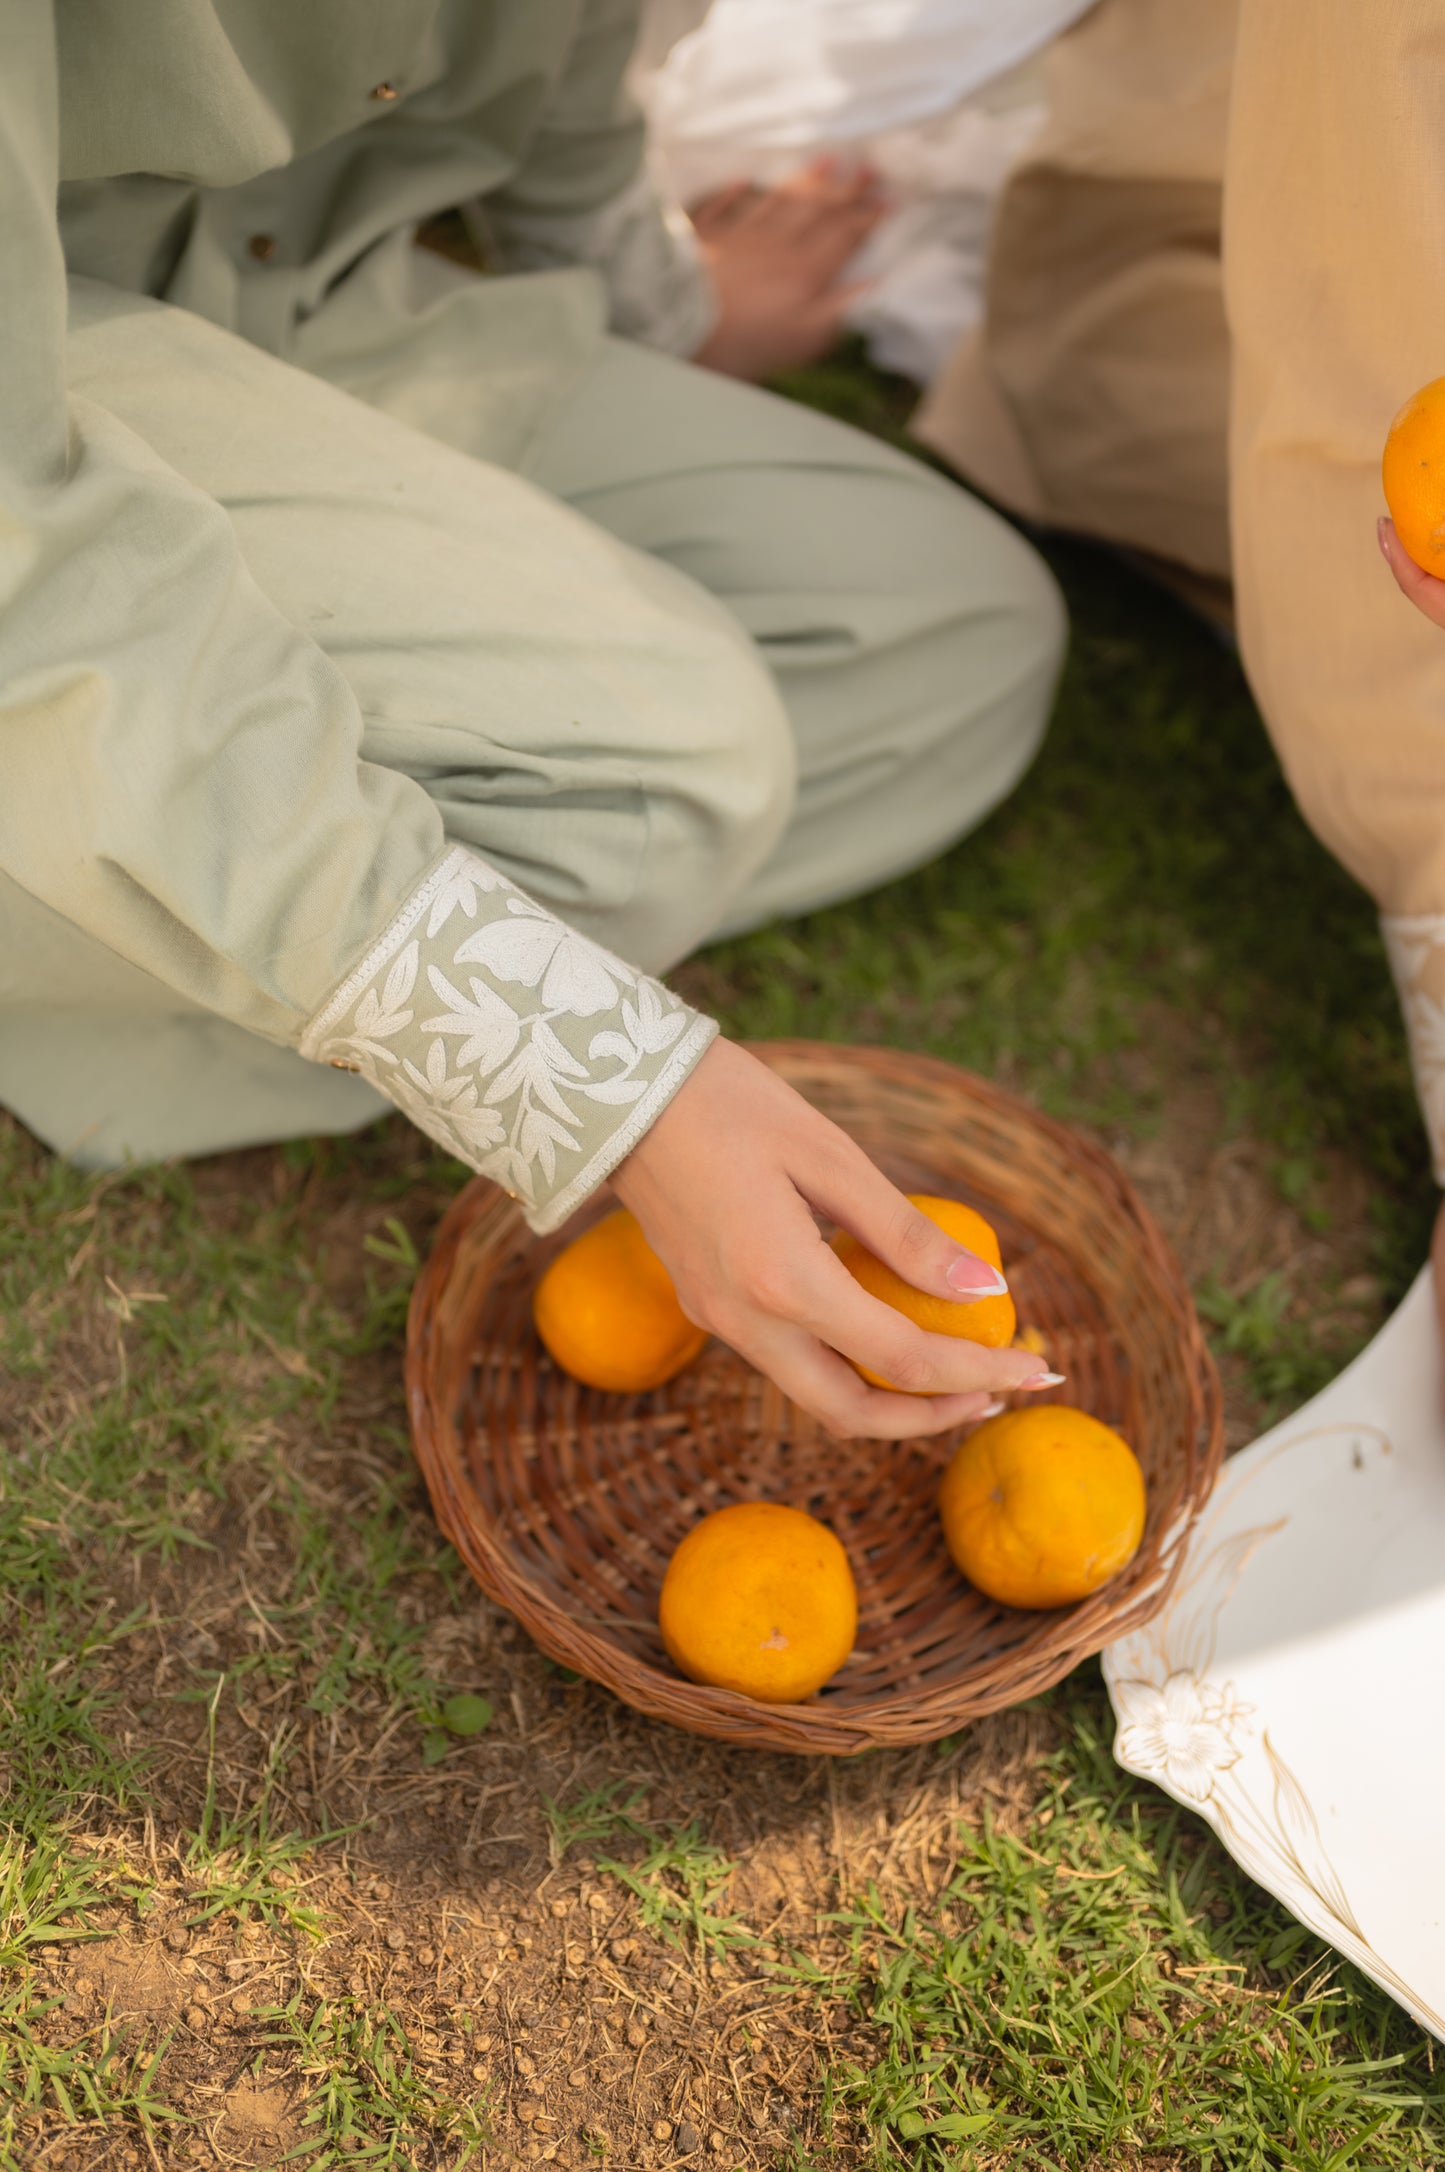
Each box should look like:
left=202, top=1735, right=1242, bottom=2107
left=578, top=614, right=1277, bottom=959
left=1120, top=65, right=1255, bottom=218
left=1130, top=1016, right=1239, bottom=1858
left=486, top=169, right=718, bottom=358
left=300, top=845, right=718, bottom=1231
left=1382, top=911, right=1445, bottom=1183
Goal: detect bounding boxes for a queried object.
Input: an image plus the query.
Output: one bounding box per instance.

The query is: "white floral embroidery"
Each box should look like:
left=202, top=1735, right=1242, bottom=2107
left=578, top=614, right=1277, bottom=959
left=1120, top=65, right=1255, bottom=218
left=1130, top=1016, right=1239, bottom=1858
left=1383, top=912, right=1445, bottom=1182
left=420, top=966, right=522, bottom=1074
left=424, top=853, right=506, bottom=938
left=301, top=846, right=717, bottom=1230
left=457, top=897, right=634, bottom=1016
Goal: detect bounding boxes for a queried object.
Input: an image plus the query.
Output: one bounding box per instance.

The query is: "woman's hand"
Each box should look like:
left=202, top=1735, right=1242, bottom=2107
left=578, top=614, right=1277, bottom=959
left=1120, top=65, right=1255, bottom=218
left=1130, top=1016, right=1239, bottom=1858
left=610, top=1038, right=1060, bottom=1439
left=689, top=155, right=887, bottom=383
left=1378, top=516, right=1445, bottom=629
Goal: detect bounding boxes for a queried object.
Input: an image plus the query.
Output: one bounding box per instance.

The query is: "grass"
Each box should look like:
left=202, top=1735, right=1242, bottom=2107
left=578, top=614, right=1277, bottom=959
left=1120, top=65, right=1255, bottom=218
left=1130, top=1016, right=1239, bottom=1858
left=0, top=1125, right=484, bottom=2165
left=544, top=1783, right=756, bottom=1968
left=541, top=1781, right=652, bottom=1868
left=0, top=1993, right=182, bottom=2156
left=597, top=1824, right=757, bottom=1968
left=804, top=1687, right=1445, bottom=2169
left=256, top=1989, right=494, bottom=2165
left=1, top=356, right=1442, bottom=2165
left=1194, top=1272, right=1347, bottom=1420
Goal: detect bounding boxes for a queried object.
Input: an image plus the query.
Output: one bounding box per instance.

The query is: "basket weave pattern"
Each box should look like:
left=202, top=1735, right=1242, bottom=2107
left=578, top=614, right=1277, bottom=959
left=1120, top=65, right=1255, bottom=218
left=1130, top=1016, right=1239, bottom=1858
left=407, top=1043, right=1223, bottom=1754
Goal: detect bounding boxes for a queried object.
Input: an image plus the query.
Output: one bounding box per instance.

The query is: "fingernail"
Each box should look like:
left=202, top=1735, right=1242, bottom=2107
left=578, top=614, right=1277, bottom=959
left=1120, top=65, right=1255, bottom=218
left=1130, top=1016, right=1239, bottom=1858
left=978, top=1399, right=1007, bottom=1418
left=1378, top=515, right=1394, bottom=563
left=1020, top=1371, right=1066, bottom=1390
left=945, top=1256, right=1010, bottom=1299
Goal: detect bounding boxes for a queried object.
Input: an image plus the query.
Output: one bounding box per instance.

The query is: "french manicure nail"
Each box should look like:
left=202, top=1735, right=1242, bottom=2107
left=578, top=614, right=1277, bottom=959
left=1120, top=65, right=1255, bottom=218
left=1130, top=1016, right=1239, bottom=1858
left=945, top=1257, right=1010, bottom=1299
left=1378, top=515, right=1394, bottom=563
left=1020, top=1370, right=1066, bottom=1390
left=978, top=1399, right=1007, bottom=1418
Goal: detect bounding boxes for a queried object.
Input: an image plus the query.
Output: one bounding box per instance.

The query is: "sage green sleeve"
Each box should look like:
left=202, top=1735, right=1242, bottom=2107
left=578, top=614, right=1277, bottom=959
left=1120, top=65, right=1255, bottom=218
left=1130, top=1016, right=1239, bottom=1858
left=480, top=0, right=716, bottom=357
left=0, top=7, right=714, bottom=1226
left=301, top=847, right=716, bottom=1229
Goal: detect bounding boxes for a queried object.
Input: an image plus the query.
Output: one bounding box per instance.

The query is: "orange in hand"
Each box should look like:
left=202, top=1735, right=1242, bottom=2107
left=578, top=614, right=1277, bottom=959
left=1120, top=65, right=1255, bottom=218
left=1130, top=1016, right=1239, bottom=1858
left=831, top=1194, right=1016, bottom=1390
left=938, top=1404, right=1146, bottom=1610
left=659, top=1502, right=857, bottom=1702
left=532, top=1208, right=706, bottom=1394
left=1383, top=375, right=1445, bottom=573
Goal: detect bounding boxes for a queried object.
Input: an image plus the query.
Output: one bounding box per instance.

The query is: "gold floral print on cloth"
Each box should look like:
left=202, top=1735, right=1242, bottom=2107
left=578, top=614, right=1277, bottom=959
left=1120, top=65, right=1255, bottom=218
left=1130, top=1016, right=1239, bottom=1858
left=1108, top=1420, right=1445, bottom=2040
left=300, top=846, right=717, bottom=1230
left=1113, top=1670, right=1251, bottom=1806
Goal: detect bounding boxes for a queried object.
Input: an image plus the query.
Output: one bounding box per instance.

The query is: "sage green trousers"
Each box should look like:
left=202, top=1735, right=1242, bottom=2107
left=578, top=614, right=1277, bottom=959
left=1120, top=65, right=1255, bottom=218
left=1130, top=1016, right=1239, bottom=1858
left=2, top=269, right=1064, bottom=1165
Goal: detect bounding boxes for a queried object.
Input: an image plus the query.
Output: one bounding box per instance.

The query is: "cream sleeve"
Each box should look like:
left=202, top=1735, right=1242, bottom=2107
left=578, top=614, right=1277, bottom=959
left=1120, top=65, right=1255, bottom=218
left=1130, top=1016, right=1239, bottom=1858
left=1226, top=0, right=1445, bottom=1174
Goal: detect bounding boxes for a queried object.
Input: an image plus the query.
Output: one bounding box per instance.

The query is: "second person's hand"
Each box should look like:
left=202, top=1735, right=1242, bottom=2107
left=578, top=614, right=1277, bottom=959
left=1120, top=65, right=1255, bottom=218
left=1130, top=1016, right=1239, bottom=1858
left=611, top=1038, right=1061, bottom=1439
left=1379, top=515, right=1445, bottom=628
left=688, top=154, right=887, bottom=382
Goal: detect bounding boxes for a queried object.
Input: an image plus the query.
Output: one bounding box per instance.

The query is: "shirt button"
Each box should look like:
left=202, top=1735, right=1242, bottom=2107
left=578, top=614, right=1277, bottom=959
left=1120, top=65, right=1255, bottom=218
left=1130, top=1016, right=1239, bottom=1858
left=247, top=233, right=278, bottom=262
left=370, top=81, right=400, bottom=101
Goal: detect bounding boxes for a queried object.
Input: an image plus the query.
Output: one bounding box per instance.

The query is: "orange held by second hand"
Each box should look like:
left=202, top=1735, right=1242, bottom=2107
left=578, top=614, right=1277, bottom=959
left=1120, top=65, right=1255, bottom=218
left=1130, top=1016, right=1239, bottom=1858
left=532, top=1207, right=707, bottom=1393
left=1382, top=374, right=1445, bottom=574
left=831, top=1193, right=1016, bottom=1390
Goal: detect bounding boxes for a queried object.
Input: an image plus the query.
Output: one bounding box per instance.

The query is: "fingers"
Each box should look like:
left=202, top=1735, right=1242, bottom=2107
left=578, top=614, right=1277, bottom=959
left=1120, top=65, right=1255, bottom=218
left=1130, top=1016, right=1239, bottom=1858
left=692, top=1177, right=1048, bottom=1403
left=687, top=179, right=755, bottom=239
left=786, top=1241, right=1055, bottom=1400
left=801, top=1126, right=1008, bottom=1301
left=786, top=152, right=884, bottom=210
left=804, top=203, right=887, bottom=279
left=736, top=1320, right=1003, bottom=1440
left=1379, top=516, right=1445, bottom=629
left=728, top=157, right=887, bottom=254
left=678, top=1158, right=1045, bottom=1403
left=612, top=1041, right=1058, bottom=1441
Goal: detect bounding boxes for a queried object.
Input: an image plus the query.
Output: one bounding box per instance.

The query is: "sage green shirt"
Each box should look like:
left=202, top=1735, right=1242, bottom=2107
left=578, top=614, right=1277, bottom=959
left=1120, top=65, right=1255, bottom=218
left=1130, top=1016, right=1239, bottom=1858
left=2, top=2, right=718, bottom=1228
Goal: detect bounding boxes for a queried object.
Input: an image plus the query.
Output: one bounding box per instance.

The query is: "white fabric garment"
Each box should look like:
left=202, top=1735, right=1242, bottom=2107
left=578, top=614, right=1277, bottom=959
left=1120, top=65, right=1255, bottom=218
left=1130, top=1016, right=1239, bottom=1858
left=637, top=0, right=1096, bottom=381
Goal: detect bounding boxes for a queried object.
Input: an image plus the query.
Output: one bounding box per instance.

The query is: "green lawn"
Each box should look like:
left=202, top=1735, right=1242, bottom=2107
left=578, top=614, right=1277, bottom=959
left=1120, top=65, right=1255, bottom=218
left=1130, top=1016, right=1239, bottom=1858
left=2, top=399, right=1442, bottom=2168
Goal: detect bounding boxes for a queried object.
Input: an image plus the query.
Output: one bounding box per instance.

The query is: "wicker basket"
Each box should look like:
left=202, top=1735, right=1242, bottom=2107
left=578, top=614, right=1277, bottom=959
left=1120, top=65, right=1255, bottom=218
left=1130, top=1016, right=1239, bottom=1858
left=406, top=1042, right=1222, bottom=1755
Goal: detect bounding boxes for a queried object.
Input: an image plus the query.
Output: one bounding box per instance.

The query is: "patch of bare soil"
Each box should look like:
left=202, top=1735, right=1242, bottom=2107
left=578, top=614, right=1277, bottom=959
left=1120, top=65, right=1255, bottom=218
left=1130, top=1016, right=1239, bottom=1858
left=27, top=1710, right=1049, bottom=2168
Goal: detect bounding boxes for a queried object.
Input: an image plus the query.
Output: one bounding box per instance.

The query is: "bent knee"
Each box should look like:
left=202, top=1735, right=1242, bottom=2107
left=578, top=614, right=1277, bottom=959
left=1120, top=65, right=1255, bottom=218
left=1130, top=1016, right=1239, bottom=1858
left=516, top=595, right=795, bottom=976
left=631, top=617, right=796, bottom=969
left=986, top=509, right=1068, bottom=705
left=920, top=474, right=1068, bottom=686
left=917, top=482, right=1067, bottom=784
left=981, top=513, right=1067, bottom=774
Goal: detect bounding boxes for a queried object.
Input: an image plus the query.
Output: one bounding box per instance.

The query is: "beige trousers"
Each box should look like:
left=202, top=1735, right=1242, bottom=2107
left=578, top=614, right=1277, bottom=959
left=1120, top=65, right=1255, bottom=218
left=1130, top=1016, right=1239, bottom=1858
left=916, top=0, right=1235, bottom=608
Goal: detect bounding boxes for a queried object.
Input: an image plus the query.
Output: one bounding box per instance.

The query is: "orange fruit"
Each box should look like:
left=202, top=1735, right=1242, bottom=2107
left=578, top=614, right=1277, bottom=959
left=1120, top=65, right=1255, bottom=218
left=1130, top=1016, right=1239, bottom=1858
left=938, top=1405, right=1146, bottom=1610
left=532, top=1208, right=706, bottom=1393
left=831, top=1194, right=1016, bottom=1390
left=659, top=1502, right=857, bottom=1702
left=1382, top=375, right=1445, bottom=572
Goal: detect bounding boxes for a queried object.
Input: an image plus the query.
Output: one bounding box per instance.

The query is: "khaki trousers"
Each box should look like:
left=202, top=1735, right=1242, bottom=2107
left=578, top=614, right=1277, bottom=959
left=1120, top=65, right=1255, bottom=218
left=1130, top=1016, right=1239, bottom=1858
left=916, top=0, right=1235, bottom=607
